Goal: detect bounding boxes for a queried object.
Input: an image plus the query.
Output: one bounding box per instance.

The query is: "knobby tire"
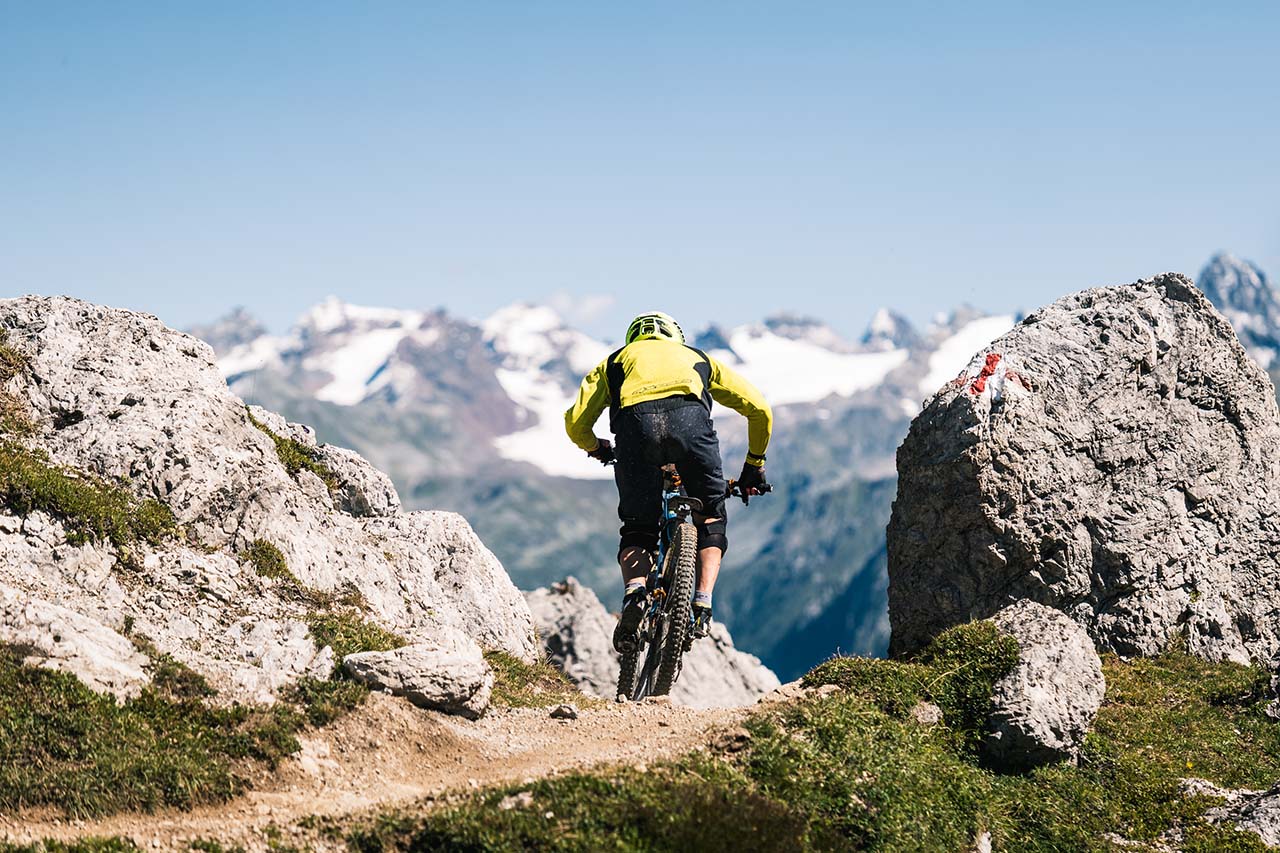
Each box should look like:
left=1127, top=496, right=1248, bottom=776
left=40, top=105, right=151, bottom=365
left=653, top=521, right=697, bottom=696
left=617, top=643, right=640, bottom=700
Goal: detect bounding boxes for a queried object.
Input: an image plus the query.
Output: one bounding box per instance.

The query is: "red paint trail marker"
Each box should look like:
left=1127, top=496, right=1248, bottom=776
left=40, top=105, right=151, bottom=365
left=970, top=353, right=1002, bottom=395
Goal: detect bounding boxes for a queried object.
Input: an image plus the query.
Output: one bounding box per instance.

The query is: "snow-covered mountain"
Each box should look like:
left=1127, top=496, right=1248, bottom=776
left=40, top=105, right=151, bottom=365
left=208, top=298, right=1013, bottom=482
left=190, top=295, right=1023, bottom=679
left=1197, top=252, right=1280, bottom=370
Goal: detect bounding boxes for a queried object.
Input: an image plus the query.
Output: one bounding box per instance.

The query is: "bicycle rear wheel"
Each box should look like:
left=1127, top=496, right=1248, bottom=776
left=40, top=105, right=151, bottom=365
left=653, top=521, right=697, bottom=696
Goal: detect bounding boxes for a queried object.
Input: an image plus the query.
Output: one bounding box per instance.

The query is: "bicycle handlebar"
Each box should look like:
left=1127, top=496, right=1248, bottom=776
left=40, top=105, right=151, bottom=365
left=725, top=480, right=773, bottom=505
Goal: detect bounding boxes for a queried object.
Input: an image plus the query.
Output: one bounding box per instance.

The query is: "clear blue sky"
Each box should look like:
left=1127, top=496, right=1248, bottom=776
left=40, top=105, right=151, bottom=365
left=2, top=1, right=1277, bottom=339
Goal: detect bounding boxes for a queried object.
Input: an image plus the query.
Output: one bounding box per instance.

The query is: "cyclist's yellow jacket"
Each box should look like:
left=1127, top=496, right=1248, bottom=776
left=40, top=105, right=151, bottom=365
left=564, top=338, right=773, bottom=466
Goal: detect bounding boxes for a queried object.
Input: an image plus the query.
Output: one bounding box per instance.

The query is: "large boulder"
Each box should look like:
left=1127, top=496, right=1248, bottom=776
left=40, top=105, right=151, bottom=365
left=0, top=295, right=536, bottom=702
left=343, top=627, right=494, bottom=719
left=888, top=274, right=1280, bottom=663
left=526, top=577, right=781, bottom=708
left=0, top=583, right=150, bottom=700
left=982, top=601, right=1105, bottom=770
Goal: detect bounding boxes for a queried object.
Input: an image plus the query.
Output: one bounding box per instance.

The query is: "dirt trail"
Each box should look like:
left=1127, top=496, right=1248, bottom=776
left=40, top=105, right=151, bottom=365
left=2, top=694, right=750, bottom=851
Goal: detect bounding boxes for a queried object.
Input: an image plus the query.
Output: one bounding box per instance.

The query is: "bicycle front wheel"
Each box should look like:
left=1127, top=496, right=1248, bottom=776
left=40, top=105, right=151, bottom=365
left=653, top=521, right=697, bottom=696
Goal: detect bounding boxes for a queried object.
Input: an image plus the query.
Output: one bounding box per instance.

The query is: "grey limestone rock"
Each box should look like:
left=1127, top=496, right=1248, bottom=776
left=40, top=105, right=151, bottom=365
left=1205, top=783, right=1280, bottom=847
left=342, top=626, right=494, bottom=719
left=982, top=601, right=1105, bottom=770
left=888, top=274, right=1280, bottom=664
left=526, top=577, right=780, bottom=708
left=317, top=444, right=402, bottom=517
left=0, top=583, right=150, bottom=700
left=0, top=295, right=536, bottom=702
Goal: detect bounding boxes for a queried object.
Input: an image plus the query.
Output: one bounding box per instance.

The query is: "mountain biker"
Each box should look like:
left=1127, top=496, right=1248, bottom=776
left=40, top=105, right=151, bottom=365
left=564, top=311, right=772, bottom=652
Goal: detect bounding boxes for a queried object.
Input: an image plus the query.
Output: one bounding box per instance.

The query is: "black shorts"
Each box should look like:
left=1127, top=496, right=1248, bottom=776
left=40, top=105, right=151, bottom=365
left=613, top=397, right=728, bottom=555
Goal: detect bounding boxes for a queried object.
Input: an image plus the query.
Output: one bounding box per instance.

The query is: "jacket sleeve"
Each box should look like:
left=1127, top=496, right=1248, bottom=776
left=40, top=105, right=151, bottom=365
left=564, top=358, right=611, bottom=452
left=706, top=355, right=773, bottom=465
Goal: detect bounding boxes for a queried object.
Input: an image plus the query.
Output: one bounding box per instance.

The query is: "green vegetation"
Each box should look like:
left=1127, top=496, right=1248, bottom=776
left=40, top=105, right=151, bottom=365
left=804, top=619, right=1018, bottom=754
left=0, top=328, right=34, bottom=436
left=0, top=393, right=34, bottom=436
left=0, top=332, right=167, bottom=545
left=247, top=408, right=338, bottom=489
left=342, top=625, right=1273, bottom=852
left=0, top=647, right=296, bottom=818
left=241, top=538, right=295, bottom=583
left=306, top=611, right=406, bottom=660
left=284, top=676, right=370, bottom=727
left=484, top=650, right=597, bottom=710
left=0, top=443, right=176, bottom=548
left=231, top=537, right=398, bottom=665
left=0, top=328, right=26, bottom=383
left=0, top=641, right=369, bottom=820
left=128, top=634, right=216, bottom=701
left=0, top=839, right=141, bottom=853
left=188, top=841, right=245, bottom=853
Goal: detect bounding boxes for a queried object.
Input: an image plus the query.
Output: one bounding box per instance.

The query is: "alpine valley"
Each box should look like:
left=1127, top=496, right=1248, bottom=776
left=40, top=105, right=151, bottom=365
left=190, top=252, right=1277, bottom=681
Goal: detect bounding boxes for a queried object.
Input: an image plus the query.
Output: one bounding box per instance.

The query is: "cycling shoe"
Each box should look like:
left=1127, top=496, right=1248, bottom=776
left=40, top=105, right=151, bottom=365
left=613, top=588, right=647, bottom=652
left=692, top=603, right=713, bottom=640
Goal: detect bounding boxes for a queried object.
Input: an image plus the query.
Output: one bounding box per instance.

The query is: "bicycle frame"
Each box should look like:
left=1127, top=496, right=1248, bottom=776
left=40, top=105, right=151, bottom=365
left=644, top=466, right=701, bottom=618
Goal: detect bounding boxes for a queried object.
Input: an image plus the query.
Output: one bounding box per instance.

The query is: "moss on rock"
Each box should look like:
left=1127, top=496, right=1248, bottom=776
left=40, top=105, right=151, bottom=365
left=306, top=612, right=406, bottom=661
left=241, top=538, right=294, bottom=583
left=246, top=409, right=338, bottom=489
left=0, top=443, right=176, bottom=548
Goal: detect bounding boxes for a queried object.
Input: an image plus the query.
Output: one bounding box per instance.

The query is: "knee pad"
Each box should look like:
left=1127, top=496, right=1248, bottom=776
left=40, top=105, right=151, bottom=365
left=619, top=528, right=659, bottom=558
left=695, top=516, right=727, bottom=554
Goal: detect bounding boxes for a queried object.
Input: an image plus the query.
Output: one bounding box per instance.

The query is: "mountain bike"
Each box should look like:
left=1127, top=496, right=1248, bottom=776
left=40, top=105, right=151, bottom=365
left=616, top=466, right=771, bottom=701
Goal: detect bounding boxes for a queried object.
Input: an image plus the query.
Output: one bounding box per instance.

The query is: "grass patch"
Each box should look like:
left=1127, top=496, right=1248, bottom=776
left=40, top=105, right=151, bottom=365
left=232, top=540, right=392, bottom=665
left=283, top=676, right=369, bottom=727
left=0, top=442, right=176, bottom=548
left=241, top=538, right=295, bottom=583
left=484, top=650, right=593, bottom=710
left=306, top=612, right=406, bottom=660
left=188, top=841, right=246, bottom=853
left=0, top=839, right=141, bottom=853
left=0, top=329, right=35, bottom=436
left=0, top=647, right=299, bottom=818
left=246, top=409, right=338, bottom=489
left=343, top=627, right=1274, bottom=852
left=0, top=391, right=34, bottom=436
left=804, top=620, right=1019, bottom=754
left=0, top=634, right=370, bottom=820
left=127, top=635, right=216, bottom=701
left=346, top=757, right=817, bottom=853
left=0, top=328, right=27, bottom=383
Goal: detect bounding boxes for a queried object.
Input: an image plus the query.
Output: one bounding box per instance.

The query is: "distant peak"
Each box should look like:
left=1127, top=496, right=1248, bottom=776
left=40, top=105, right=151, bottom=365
left=482, top=303, right=565, bottom=340
left=761, top=313, right=856, bottom=352
left=297, top=297, right=427, bottom=336
left=1198, top=252, right=1270, bottom=298
left=861, top=308, right=918, bottom=351
left=693, top=324, right=734, bottom=354
left=186, top=306, right=268, bottom=354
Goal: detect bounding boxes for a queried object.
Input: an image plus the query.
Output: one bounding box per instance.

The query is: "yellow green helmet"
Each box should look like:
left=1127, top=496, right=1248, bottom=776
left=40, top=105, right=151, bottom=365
left=625, top=311, right=685, bottom=345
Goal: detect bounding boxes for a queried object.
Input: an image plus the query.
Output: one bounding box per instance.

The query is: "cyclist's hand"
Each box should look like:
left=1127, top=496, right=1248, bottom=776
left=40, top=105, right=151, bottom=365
left=587, top=438, right=615, bottom=465
left=737, top=462, right=767, bottom=501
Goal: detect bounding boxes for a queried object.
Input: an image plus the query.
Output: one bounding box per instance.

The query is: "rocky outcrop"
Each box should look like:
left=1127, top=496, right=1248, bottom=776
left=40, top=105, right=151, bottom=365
left=982, top=601, right=1105, bottom=770
left=526, top=577, right=780, bottom=708
left=343, top=627, right=494, bottom=719
left=888, top=274, right=1280, bottom=664
left=0, top=295, right=536, bottom=702
left=0, top=583, right=150, bottom=700
left=1204, top=783, right=1280, bottom=847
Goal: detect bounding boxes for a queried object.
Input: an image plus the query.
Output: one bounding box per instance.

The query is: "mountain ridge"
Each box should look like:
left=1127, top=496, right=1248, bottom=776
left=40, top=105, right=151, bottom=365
left=189, top=252, right=1280, bottom=680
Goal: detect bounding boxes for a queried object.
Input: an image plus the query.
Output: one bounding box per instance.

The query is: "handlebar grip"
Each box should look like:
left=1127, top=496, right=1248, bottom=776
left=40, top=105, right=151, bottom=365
left=725, top=480, right=773, bottom=497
